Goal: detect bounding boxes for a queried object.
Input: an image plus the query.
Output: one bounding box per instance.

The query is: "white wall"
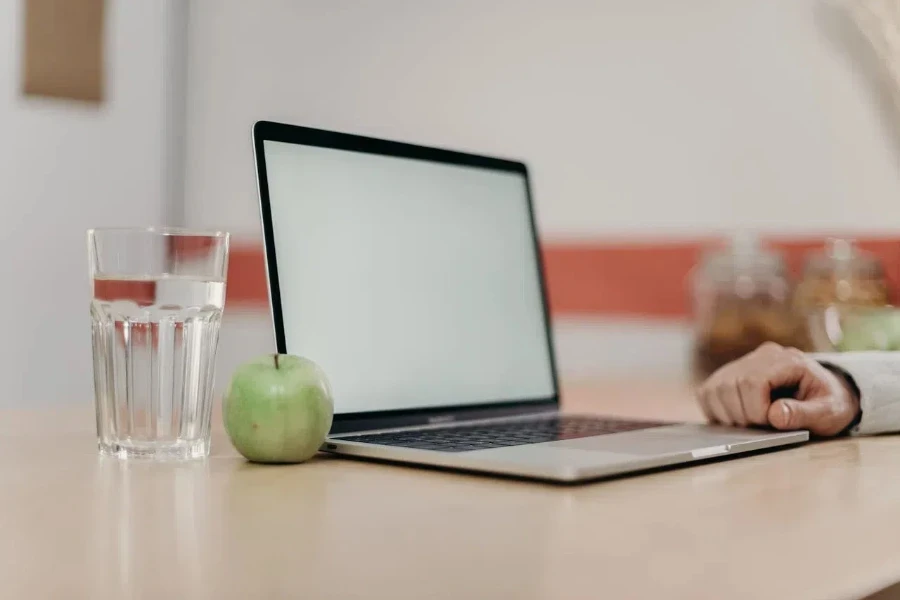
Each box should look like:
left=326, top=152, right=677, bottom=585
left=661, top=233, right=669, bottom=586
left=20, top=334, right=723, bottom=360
left=0, top=1, right=178, bottom=406
left=183, top=0, right=900, bottom=384
left=185, top=0, right=900, bottom=242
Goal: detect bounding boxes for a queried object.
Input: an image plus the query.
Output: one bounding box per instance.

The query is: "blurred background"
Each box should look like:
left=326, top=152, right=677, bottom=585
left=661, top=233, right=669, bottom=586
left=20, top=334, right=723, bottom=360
left=6, top=0, right=900, bottom=407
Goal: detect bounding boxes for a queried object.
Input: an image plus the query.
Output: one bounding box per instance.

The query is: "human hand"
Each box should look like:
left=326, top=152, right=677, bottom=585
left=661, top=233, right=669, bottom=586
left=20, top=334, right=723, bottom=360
left=695, top=342, right=860, bottom=436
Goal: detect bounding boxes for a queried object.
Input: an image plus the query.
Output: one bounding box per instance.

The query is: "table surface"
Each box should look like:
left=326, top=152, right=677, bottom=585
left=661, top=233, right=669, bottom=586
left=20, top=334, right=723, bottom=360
left=3, top=380, right=900, bottom=600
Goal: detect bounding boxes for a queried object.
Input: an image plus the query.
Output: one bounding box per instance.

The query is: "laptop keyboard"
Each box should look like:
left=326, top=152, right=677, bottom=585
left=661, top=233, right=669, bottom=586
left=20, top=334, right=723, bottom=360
left=338, top=416, right=669, bottom=452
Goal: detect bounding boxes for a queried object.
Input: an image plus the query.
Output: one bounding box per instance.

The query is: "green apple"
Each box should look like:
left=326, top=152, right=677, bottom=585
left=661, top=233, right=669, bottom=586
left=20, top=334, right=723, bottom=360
left=836, top=312, right=900, bottom=352
left=223, top=354, right=334, bottom=464
left=882, top=312, right=900, bottom=351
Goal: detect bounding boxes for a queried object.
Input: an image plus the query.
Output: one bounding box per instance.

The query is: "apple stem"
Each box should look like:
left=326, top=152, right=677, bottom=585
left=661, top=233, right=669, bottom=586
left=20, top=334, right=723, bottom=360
left=274, top=354, right=280, bottom=370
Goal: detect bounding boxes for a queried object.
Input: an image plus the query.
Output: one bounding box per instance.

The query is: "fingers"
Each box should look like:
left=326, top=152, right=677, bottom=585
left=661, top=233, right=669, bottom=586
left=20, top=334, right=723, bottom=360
left=696, top=342, right=827, bottom=429
left=736, top=376, right=767, bottom=425
left=697, top=364, right=776, bottom=428
left=695, top=388, right=716, bottom=423
left=717, top=381, right=747, bottom=427
left=696, top=386, right=731, bottom=425
left=758, top=345, right=810, bottom=390
left=767, top=397, right=854, bottom=436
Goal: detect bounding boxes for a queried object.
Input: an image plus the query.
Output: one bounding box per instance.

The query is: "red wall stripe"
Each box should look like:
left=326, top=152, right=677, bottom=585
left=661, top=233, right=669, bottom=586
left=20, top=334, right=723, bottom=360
left=225, top=245, right=271, bottom=308
left=223, top=237, right=900, bottom=318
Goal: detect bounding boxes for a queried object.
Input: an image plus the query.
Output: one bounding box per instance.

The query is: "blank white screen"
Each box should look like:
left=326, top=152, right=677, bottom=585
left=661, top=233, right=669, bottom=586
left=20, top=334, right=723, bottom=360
left=263, top=140, right=555, bottom=414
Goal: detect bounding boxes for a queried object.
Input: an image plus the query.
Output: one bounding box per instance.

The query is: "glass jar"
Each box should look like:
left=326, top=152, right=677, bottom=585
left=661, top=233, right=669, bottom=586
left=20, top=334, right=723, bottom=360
left=691, top=233, right=810, bottom=381
left=794, top=239, right=888, bottom=312
left=795, top=239, right=890, bottom=352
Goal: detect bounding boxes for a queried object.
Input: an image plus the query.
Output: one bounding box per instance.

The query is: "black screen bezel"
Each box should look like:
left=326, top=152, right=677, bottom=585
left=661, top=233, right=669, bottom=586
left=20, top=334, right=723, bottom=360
left=252, top=121, right=560, bottom=434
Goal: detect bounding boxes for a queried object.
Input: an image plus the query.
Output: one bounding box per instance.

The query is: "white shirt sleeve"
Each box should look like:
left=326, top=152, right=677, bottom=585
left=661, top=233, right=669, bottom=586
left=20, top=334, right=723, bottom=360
left=812, top=352, right=900, bottom=435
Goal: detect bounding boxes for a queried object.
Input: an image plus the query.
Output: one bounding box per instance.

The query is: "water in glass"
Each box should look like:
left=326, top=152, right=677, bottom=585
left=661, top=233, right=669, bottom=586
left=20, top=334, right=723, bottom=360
left=91, top=274, right=225, bottom=459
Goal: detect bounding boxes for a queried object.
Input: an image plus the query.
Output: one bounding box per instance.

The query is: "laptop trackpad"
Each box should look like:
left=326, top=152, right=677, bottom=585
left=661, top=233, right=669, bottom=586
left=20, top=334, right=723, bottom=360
left=556, top=425, right=759, bottom=455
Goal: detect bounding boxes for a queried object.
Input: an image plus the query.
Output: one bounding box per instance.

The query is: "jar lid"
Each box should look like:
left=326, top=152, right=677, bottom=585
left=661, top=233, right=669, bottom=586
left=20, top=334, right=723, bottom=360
left=803, top=238, right=883, bottom=279
left=700, top=232, right=786, bottom=280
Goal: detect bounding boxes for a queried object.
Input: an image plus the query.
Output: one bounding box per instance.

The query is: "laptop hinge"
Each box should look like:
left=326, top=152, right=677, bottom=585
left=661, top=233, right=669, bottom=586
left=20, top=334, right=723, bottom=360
left=329, top=408, right=558, bottom=438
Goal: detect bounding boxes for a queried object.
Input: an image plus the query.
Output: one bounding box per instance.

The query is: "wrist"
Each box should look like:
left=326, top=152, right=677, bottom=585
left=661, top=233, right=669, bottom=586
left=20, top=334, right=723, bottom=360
left=822, top=363, right=862, bottom=434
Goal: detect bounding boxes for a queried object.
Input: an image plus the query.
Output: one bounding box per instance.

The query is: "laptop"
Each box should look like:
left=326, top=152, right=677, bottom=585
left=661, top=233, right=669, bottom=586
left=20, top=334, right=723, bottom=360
left=251, top=121, right=808, bottom=483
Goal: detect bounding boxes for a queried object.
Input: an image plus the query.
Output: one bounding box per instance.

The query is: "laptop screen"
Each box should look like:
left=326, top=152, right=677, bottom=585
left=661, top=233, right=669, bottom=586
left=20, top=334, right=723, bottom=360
left=261, top=138, right=555, bottom=415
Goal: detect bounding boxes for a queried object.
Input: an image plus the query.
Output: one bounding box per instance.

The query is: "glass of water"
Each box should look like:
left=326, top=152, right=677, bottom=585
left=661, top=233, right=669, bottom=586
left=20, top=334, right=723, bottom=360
left=88, top=228, right=230, bottom=460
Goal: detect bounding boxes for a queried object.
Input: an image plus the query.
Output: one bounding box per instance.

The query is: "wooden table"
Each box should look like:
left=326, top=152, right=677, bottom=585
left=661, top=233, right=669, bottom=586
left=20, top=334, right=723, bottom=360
left=3, top=380, right=900, bottom=599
